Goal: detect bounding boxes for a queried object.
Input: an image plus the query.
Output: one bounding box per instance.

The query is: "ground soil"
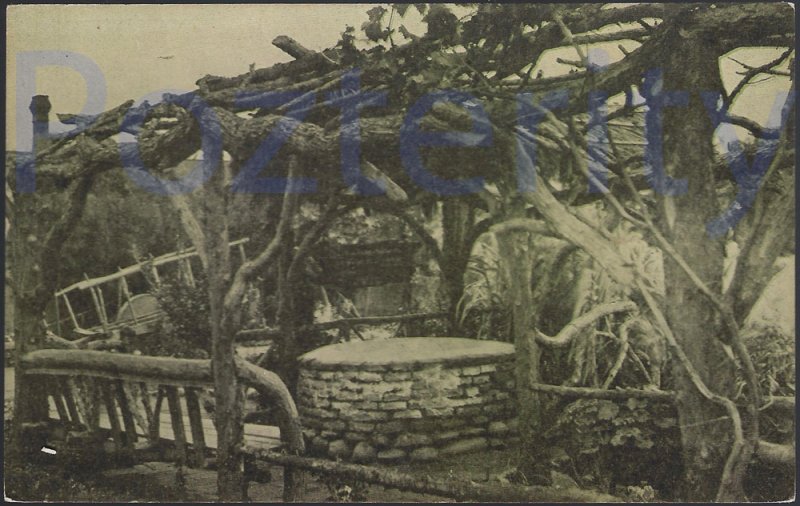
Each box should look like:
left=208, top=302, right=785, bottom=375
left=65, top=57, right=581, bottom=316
left=5, top=438, right=527, bottom=502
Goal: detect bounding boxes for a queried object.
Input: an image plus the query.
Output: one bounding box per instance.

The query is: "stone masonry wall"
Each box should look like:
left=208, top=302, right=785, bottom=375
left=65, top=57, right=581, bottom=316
left=297, top=352, right=518, bottom=463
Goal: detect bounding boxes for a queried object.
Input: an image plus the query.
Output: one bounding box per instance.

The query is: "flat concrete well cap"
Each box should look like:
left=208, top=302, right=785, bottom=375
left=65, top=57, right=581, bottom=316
left=298, top=337, right=514, bottom=369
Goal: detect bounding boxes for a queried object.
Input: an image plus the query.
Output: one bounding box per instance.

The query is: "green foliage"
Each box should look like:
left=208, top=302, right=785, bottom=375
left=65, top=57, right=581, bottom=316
left=393, top=4, right=410, bottom=17
left=740, top=323, right=795, bottom=442
left=335, top=25, right=359, bottom=66
left=422, top=5, right=459, bottom=42
left=545, top=397, right=682, bottom=497
left=362, top=6, right=391, bottom=42
left=138, top=274, right=211, bottom=358
left=457, top=242, right=512, bottom=341
left=741, top=323, right=794, bottom=398
left=58, top=170, right=181, bottom=287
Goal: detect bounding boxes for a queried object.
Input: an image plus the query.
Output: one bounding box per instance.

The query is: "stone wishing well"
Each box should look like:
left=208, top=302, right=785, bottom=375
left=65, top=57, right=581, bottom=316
left=297, top=337, right=518, bottom=463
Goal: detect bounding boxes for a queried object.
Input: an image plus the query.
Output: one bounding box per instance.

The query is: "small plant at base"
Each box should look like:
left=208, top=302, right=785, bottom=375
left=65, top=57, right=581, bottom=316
left=620, top=483, right=656, bottom=502
left=317, top=471, right=369, bottom=502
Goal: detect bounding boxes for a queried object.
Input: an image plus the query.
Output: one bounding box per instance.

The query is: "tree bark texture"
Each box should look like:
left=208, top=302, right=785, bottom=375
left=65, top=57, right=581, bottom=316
left=495, top=228, right=550, bottom=483
left=440, top=198, right=474, bottom=319
left=659, top=28, right=741, bottom=501
left=9, top=177, right=93, bottom=451
left=195, top=168, right=247, bottom=501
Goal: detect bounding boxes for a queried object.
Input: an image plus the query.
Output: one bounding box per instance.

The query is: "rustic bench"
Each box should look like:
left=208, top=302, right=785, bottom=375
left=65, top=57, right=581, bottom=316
left=17, top=349, right=304, bottom=499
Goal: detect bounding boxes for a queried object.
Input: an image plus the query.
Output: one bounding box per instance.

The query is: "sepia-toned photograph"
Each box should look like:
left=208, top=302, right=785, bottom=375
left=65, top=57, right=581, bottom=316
left=4, top=3, right=795, bottom=502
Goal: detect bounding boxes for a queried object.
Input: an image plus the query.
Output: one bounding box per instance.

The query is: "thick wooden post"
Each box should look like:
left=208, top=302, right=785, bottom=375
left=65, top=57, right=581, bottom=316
left=202, top=158, right=246, bottom=500
left=495, top=226, right=548, bottom=483
left=10, top=307, right=50, bottom=451
left=659, top=36, right=742, bottom=501
left=441, top=199, right=474, bottom=321
left=283, top=462, right=303, bottom=502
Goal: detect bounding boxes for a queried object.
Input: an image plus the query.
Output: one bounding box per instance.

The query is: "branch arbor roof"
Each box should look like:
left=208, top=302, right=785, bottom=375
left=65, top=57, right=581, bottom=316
left=14, top=3, right=794, bottom=206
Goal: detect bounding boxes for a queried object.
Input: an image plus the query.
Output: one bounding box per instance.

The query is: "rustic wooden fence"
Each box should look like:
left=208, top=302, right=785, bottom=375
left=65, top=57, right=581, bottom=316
left=17, top=349, right=304, bottom=500
left=15, top=347, right=626, bottom=502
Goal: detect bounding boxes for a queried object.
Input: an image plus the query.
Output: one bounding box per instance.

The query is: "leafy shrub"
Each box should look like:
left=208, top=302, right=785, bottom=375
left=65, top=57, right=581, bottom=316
left=136, top=273, right=211, bottom=358
left=741, top=323, right=794, bottom=398
left=457, top=294, right=511, bottom=341
left=544, top=397, right=682, bottom=498
left=457, top=239, right=513, bottom=341
left=740, top=323, right=795, bottom=444
left=743, top=325, right=795, bottom=502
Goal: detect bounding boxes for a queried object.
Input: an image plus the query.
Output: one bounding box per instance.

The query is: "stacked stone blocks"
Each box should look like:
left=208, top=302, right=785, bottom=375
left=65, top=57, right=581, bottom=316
left=297, top=338, right=518, bottom=463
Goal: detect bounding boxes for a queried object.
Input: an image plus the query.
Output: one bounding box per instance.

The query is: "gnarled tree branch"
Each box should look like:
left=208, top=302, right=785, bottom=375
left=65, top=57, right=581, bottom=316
left=530, top=300, right=638, bottom=348
left=223, top=157, right=300, bottom=316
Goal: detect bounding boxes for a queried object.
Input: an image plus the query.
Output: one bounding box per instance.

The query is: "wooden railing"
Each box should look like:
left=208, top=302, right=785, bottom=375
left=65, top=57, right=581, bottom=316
left=18, top=349, right=303, bottom=501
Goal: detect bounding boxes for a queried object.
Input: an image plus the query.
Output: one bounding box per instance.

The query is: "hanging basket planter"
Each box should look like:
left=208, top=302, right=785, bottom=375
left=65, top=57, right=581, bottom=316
left=316, top=240, right=419, bottom=288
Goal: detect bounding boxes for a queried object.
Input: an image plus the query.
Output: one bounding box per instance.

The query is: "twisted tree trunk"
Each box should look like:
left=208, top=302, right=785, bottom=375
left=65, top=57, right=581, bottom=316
left=441, top=198, right=474, bottom=318
left=658, top=28, right=743, bottom=501
left=10, top=173, right=95, bottom=453
left=201, top=172, right=248, bottom=500
left=495, top=226, right=550, bottom=484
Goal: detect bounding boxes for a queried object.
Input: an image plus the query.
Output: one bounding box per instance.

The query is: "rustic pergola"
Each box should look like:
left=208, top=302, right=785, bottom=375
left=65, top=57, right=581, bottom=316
left=9, top=3, right=795, bottom=501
